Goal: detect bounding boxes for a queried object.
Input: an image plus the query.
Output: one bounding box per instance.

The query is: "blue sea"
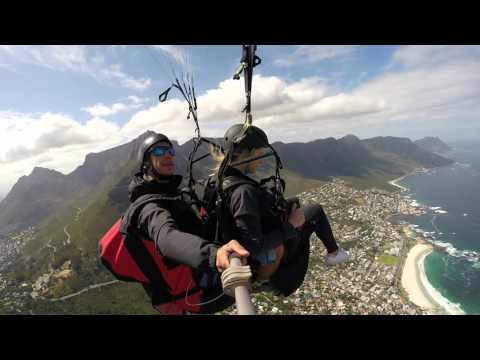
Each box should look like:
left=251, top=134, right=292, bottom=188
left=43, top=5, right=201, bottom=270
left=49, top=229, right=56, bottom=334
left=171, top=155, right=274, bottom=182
left=398, top=141, right=480, bottom=315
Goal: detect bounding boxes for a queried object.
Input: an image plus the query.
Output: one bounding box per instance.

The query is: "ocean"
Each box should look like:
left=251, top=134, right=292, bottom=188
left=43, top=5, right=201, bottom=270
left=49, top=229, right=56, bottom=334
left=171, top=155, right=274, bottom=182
left=398, top=141, right=480, bottom=315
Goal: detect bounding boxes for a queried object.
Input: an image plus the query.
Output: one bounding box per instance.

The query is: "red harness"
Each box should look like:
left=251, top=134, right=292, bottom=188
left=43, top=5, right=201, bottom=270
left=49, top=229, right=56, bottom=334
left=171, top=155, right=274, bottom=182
left=99, top=218, right=203, bottom=314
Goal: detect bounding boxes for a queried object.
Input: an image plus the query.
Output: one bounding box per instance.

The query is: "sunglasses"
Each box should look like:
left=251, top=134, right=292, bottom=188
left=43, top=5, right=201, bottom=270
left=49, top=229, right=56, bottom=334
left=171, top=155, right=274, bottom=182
left=150, top=146, right=175, bottom=157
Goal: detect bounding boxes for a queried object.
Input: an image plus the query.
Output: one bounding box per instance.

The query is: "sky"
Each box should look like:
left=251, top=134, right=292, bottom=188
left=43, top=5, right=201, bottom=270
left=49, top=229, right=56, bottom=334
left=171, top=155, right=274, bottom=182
left=0, top=45, right=479, bottom=199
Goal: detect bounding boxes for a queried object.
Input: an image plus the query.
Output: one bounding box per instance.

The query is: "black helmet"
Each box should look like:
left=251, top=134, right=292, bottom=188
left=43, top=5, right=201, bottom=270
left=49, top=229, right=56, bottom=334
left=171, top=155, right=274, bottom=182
left=223, top=124, right=269, bottom=152
left=138, top=132, right=173, bottom=172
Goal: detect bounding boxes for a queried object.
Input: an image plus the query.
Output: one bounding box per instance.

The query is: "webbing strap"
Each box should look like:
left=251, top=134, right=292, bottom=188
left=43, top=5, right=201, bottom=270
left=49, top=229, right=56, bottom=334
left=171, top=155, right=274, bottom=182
left=123, top=231, right=172, bottom=300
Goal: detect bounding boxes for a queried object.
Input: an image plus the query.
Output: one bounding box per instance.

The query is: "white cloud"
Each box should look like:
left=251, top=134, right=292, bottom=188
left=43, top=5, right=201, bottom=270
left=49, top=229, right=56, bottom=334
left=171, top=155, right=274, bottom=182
left=119, top=74, right=388, bottom=144
left=391, top=45, right=480, bottom=69
left=2, top=45, right=480, bottom=197
left=82, top=96, right=150, bottom=117
left=0, top=45, right=152, bottom=91
left=150, top=45, right=191, bottom=70
left=99, top=63, right=151, bottom=90
left=352, top=46, right=480, bottom=127
left=83, top=103, right=128, bottom=117
left=275, top=45, right=358, bottom=67
left=0, top=111, right=124, bottom=197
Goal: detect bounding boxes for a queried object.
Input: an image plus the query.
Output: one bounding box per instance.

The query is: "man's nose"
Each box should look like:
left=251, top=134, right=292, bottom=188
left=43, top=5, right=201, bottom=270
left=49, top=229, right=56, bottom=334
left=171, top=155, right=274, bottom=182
left=164, top=153, right=173, bottom=159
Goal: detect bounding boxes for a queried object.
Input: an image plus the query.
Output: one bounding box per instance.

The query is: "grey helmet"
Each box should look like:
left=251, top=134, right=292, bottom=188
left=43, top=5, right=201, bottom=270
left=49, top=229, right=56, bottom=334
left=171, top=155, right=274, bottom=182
left=137, top=132, right=173, bottom=173
left=223, top=123, right=269, bottom=152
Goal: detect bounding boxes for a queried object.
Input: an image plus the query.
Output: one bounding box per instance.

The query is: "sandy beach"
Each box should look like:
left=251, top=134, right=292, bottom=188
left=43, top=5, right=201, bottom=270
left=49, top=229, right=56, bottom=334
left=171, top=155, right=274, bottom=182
left=401, top=243, right=439, bottom=312
left=388, top=175, right=409, bottom=192
left=389, top=168, right=429, bottom=192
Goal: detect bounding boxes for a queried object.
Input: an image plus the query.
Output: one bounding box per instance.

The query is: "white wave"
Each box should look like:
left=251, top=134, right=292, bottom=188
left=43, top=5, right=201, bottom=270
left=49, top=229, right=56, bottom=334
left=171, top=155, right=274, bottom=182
left=430, top=239, right=480, bottom=262
left=430, top=206, right=442, bottom=210
left=472, top=262, right=480, bottom=270
left=418, top=252, right=466, bottom=315
left=463, top=213, right=468, bottom=216
left=435, top=210, right=448, bottom=214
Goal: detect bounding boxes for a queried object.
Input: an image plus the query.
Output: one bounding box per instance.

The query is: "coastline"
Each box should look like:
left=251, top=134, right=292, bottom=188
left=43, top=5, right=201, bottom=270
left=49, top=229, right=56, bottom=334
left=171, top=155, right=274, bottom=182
left=388, top=175, right=409, bottom=192
left=400, top=241, right=439, bottom=313
left=388, top=168, right=428, bottom=192
left=400, top=239, right=465, bottom=315
left=393, top=170, right=466, bottom=315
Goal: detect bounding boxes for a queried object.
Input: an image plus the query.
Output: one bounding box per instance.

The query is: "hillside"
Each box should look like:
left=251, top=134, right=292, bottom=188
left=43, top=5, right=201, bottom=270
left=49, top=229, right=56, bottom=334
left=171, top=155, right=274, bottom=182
left=414, top=137, right=451, bottom=154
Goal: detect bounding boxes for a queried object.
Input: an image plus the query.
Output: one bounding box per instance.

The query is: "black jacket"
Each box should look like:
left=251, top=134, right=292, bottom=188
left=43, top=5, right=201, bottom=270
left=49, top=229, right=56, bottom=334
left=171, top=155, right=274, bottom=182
left=121, top=173, right=219, bottom=272
left=223, top=167, right=298, bottom=256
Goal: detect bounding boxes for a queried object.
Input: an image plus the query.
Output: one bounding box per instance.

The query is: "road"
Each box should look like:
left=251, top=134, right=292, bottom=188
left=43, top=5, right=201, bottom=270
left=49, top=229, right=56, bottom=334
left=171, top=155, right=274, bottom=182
left=63, top=224, right=71, bottom=245
left=46, top=206, right=120, bottom=302
left=48, top=280, right=120, bottom=302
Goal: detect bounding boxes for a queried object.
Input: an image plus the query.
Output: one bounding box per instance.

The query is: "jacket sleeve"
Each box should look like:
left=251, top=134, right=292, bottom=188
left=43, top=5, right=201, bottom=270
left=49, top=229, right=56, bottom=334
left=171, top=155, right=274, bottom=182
left=137, top=202, right=219, bottom=271
left=229, top=184, right=298, bottom=255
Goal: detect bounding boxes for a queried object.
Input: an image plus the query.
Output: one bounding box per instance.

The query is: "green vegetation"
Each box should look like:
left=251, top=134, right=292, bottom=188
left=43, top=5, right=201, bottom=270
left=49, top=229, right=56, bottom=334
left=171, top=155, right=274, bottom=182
left=377, top=254, right=399, bottom=266
left=281, top=169, right=327, bottom=197
left=6, top=160, right=136, bottom=306
left=24, top=282, right=157, bottom=315
left=339, top=171, right=398, bottom=192
left=354, top=197, right=366, bottom=206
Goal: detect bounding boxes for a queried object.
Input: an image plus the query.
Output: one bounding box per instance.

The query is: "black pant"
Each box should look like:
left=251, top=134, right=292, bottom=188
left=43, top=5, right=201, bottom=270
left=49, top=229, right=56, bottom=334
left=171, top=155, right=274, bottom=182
left=302, top=204, right=339, bottom=254
left=283, top=203, right=338, bottom=263
left=270, top=204, right=338, bottom=296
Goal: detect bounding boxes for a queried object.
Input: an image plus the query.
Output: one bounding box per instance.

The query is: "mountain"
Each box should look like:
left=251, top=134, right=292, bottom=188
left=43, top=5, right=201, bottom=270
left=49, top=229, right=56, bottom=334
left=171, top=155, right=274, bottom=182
left=363, top=136, right=453, bottom=171
left=273, top=134, right=453, bottom=181
left=0, top=167, right=69, bottom=235
left=414, top=137, right=452, bottom=154
left=0, top=133, right=454, bottom=237
left=0, top=131, right=193, bottom=237
left=0, top=136, right=134, bottom=236
left=0, top=132, right=455, bottom=314
left=273, top=135, right=388, bottom=179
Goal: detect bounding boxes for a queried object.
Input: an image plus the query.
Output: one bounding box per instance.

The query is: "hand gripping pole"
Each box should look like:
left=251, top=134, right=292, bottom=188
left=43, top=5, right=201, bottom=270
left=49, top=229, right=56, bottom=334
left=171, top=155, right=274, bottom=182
left=221, top=254, right=256, bottom=315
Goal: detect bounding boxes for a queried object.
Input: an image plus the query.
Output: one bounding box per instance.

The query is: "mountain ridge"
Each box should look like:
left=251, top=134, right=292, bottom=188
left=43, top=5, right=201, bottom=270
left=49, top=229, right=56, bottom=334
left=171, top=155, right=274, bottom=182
left=0, top=133, right=453, bottom=236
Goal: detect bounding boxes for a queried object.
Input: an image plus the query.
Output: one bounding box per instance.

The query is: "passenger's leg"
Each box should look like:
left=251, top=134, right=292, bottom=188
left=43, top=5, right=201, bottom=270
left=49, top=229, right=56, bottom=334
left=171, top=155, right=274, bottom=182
left=302, top=204, right=339, bottom=253
left=302, top=204, right=349, bottom=265
left=269, top=230, right=311, bottom=296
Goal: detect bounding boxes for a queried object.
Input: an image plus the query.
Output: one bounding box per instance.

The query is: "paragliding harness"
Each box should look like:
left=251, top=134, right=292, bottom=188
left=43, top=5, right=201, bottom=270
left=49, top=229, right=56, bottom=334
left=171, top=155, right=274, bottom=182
left=99, top=192, right=211, bottom=314
left=213, top=45, right=290, bottom=243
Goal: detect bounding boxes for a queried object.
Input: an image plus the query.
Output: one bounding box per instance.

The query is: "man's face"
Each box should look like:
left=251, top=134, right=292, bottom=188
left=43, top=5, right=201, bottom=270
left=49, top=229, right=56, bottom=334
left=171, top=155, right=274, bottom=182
left=149, top=141, right=176, bottom=176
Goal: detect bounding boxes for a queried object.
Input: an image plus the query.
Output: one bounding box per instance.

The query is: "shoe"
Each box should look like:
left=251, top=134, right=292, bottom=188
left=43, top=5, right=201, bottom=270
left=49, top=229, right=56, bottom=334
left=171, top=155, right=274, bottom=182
left=325, top=247, right=349, bottom=266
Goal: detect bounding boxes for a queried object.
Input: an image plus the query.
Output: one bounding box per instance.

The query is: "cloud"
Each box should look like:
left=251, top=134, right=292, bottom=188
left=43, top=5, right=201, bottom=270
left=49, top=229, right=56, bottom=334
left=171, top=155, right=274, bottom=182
left=82, top=96, right=150, bottom=117
left=353, top=46, right=480, bottom=126
left=119, top=74, right=388, bottom=144
left=0, top=113, right=123, bottom=164
left=0, top=45, right=152, bottom=91
left=2, top=45, right=480, bottom=197
left=99, top=63, right=151, bottom=90
left=275, top=45, right=358, bottom=67
left=83, top=103, right=128, bottom=117
left=0, top=111, right=125, bottom=198
left=150, top=45, right=191, bottom=69
left=391, top=45, right=480, bottom=69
